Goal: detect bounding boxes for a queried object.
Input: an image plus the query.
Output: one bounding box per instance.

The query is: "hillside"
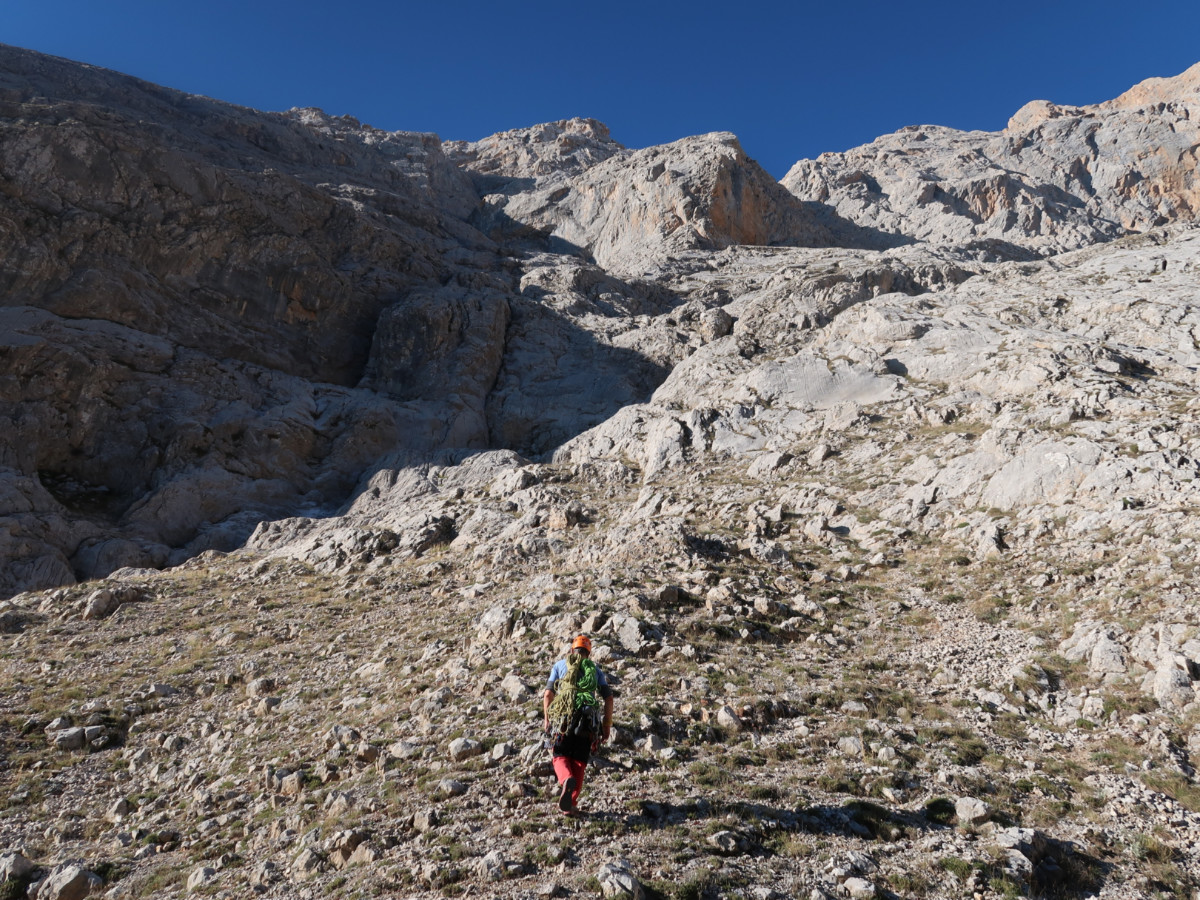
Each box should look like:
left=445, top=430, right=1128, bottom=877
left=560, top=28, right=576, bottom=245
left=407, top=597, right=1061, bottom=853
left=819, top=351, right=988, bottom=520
left=2, top=46, right=1200, bottom=900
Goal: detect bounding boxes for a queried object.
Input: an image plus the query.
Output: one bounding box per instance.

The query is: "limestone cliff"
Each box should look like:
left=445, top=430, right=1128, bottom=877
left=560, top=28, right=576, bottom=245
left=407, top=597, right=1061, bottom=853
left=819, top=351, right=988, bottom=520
left=451, top=123, right=841, bottom=274
left=782, top=62, right=1200, bottom=257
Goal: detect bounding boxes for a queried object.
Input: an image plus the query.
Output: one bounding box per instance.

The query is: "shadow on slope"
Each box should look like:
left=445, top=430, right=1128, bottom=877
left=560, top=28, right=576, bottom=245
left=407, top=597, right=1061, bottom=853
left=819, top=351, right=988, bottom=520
left=797, top=199, right=916, bottom=252
left=0, top=255, right=688, bottom=595
left=591, top=791, right=1110, bottom=898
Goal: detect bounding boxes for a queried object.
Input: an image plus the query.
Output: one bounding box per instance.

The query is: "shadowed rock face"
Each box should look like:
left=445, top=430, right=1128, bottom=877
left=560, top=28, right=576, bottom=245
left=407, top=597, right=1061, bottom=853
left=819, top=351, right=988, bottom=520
left=2, top=44, right=1200, bottom=601
left=0, top=46, right=855, bottom=594
left=0, top=46, right=483, bottom=385
left=781, top=63, right=1200, bottom=257
left=0, top=44, right=506, bottom=594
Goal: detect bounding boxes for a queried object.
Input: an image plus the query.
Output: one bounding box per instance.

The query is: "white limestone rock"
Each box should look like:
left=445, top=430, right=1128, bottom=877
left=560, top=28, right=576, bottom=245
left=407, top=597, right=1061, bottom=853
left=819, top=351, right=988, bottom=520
left=447, top=737, right=484, bottom=762
left=1153, top=663, right=1195, bottom=710
left=29, top=863, right=103, bottom=900
left=955, top=796, right=991, bottom=825
left=0, top=851, right=35, bottom=883
left=596, top=859, right=645, bottom=900
left=783, top=63, right=1200, bottom=257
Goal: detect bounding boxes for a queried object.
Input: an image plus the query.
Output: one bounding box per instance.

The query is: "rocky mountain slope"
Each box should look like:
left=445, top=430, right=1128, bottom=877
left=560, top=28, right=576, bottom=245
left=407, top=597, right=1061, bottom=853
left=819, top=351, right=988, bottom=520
left=3, top=44, right=1200, bottom=900
left=782, top=64, right=1200, bottom=259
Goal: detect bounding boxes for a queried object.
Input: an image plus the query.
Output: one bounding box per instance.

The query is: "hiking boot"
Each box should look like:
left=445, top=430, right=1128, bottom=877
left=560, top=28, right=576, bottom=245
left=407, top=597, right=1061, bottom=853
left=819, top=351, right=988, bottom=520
left=558, top=777, right=577, bottom=813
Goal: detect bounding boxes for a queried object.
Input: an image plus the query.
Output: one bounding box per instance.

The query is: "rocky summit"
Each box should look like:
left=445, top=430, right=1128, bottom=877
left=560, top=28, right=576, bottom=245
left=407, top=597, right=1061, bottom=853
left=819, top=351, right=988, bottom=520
left=2, top=43, right=1200, bottom=900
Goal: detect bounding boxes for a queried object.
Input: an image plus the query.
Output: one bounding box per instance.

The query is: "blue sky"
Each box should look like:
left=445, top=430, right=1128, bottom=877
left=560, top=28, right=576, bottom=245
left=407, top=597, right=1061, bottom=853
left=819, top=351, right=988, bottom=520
left=6, top=1, right=1200, bottom=178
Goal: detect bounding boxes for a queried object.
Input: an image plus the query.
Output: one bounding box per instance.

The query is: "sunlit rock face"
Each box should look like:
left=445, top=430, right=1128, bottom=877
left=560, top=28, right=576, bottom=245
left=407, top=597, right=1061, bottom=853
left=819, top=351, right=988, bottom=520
left=782, top=62, right=1200, bottom=259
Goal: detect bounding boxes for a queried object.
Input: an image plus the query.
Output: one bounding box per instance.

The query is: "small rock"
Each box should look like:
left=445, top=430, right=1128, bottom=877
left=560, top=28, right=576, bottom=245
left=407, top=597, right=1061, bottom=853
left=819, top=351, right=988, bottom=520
left=0, top=851, right=35, bottom=882
left=354, top=741, right=380, bottom=764
left=448, top=737, right=484, bottom=761
left=314, top=761, right=339, bottom=783
left=250, top=861, right=280, bottom=888
left=699, top=307, right=734, bottom=342
left=956, top=796, right=991, bottom=826
left=842, top=877, right=877, bottom=899
left=434, top=778, right=467, bottom=799
left=837, top=735, right=864, bottom=757
left=715, top=705, right=742, bottom=731
left=254, top=697, right=281, bottom=716
left=325, top=724, right=361, bottom=748
left=413, top=808, right=440, bottom=832
left=387, top=739, right=422, bottom=759
left=186, top=867, right=217, bottom=892
left=478, top=849, right=507, bottom=881
left=292, top=848, right=324, bottom=881
left=29, top=863, right=103, bottom=900
left=476, top=605, right=515, bottom=641
left=491, top=741, right=517, bottom=761
left=348, top=843, right=377, bottom=866
left=50, top=728, right=87, bottom=752
left=246, top=677, right=276, bottom=698
left=707, top=830, right=746, bottom=854
left=1153, top=664, right=1194, bottom=709
left=82, top=725, right=109, bottom=744
left=748, top=451, right=792, bottom=478
left=843, top=850, right=878, bottom=873
left=279, top=771, right=306, bottom=796
left=81, top=589, right=119, bottom=621
left=500, top=673, right=530, bottom=702
left=324, top=791, right=354, bottom=816
left=106, top=798, right=133, bottom=822
left=596, top=859, right=645, bottom=899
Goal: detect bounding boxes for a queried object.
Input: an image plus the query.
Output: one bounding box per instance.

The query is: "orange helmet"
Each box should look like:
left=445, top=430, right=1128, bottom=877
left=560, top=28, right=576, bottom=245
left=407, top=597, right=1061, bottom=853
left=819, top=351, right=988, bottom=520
left=571, top=634, right=592, bottom=654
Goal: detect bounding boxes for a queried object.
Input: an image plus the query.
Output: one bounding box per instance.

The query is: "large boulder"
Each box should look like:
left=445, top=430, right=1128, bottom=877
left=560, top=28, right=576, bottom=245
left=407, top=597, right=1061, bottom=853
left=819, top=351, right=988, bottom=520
left=30, top=863, right=102, bottom=900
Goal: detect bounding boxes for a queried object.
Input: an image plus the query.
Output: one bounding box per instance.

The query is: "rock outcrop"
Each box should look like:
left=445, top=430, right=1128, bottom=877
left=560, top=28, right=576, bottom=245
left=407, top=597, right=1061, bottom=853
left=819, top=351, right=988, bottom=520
left=782, top=62, right=1200, bottom=257
left=452, top=123, right=841, bottom=273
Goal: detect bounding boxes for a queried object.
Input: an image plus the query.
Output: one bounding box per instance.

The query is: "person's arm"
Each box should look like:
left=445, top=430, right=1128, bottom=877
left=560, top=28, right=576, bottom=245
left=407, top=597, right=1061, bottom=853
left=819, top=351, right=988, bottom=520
left=543, top=660, right=564, bottom=730
left=597, top=668, right=614, bottom=742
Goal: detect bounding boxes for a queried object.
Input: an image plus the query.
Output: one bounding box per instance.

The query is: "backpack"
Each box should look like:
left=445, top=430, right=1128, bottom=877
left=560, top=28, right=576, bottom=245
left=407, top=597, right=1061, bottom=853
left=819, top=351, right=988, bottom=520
left=547, top=654, right=602, bottom=737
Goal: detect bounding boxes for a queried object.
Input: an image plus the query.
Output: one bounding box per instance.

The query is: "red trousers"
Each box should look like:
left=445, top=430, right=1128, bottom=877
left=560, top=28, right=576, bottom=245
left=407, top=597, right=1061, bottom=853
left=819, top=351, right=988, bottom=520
left=552, top=756, right=586, bottom=804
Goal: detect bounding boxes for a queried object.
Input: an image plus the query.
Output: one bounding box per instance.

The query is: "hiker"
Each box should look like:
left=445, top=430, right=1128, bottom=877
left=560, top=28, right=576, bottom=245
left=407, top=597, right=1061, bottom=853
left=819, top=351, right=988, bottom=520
left=543, top=634, right=614, bottom=814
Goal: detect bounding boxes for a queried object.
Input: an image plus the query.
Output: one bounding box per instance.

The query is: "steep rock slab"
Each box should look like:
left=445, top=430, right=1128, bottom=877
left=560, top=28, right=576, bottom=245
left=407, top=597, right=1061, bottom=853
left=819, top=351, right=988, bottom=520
left=552, top=248, right=952, bottom=475
left=782, top=63, right=1200, bottom=256
left=0, top=44, right=484, bottom=385
left=484, top=259, right=678, bottom=455
left=360, top=285, right=512, bottom=449
left=0, top=304, right=434, bottom=588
